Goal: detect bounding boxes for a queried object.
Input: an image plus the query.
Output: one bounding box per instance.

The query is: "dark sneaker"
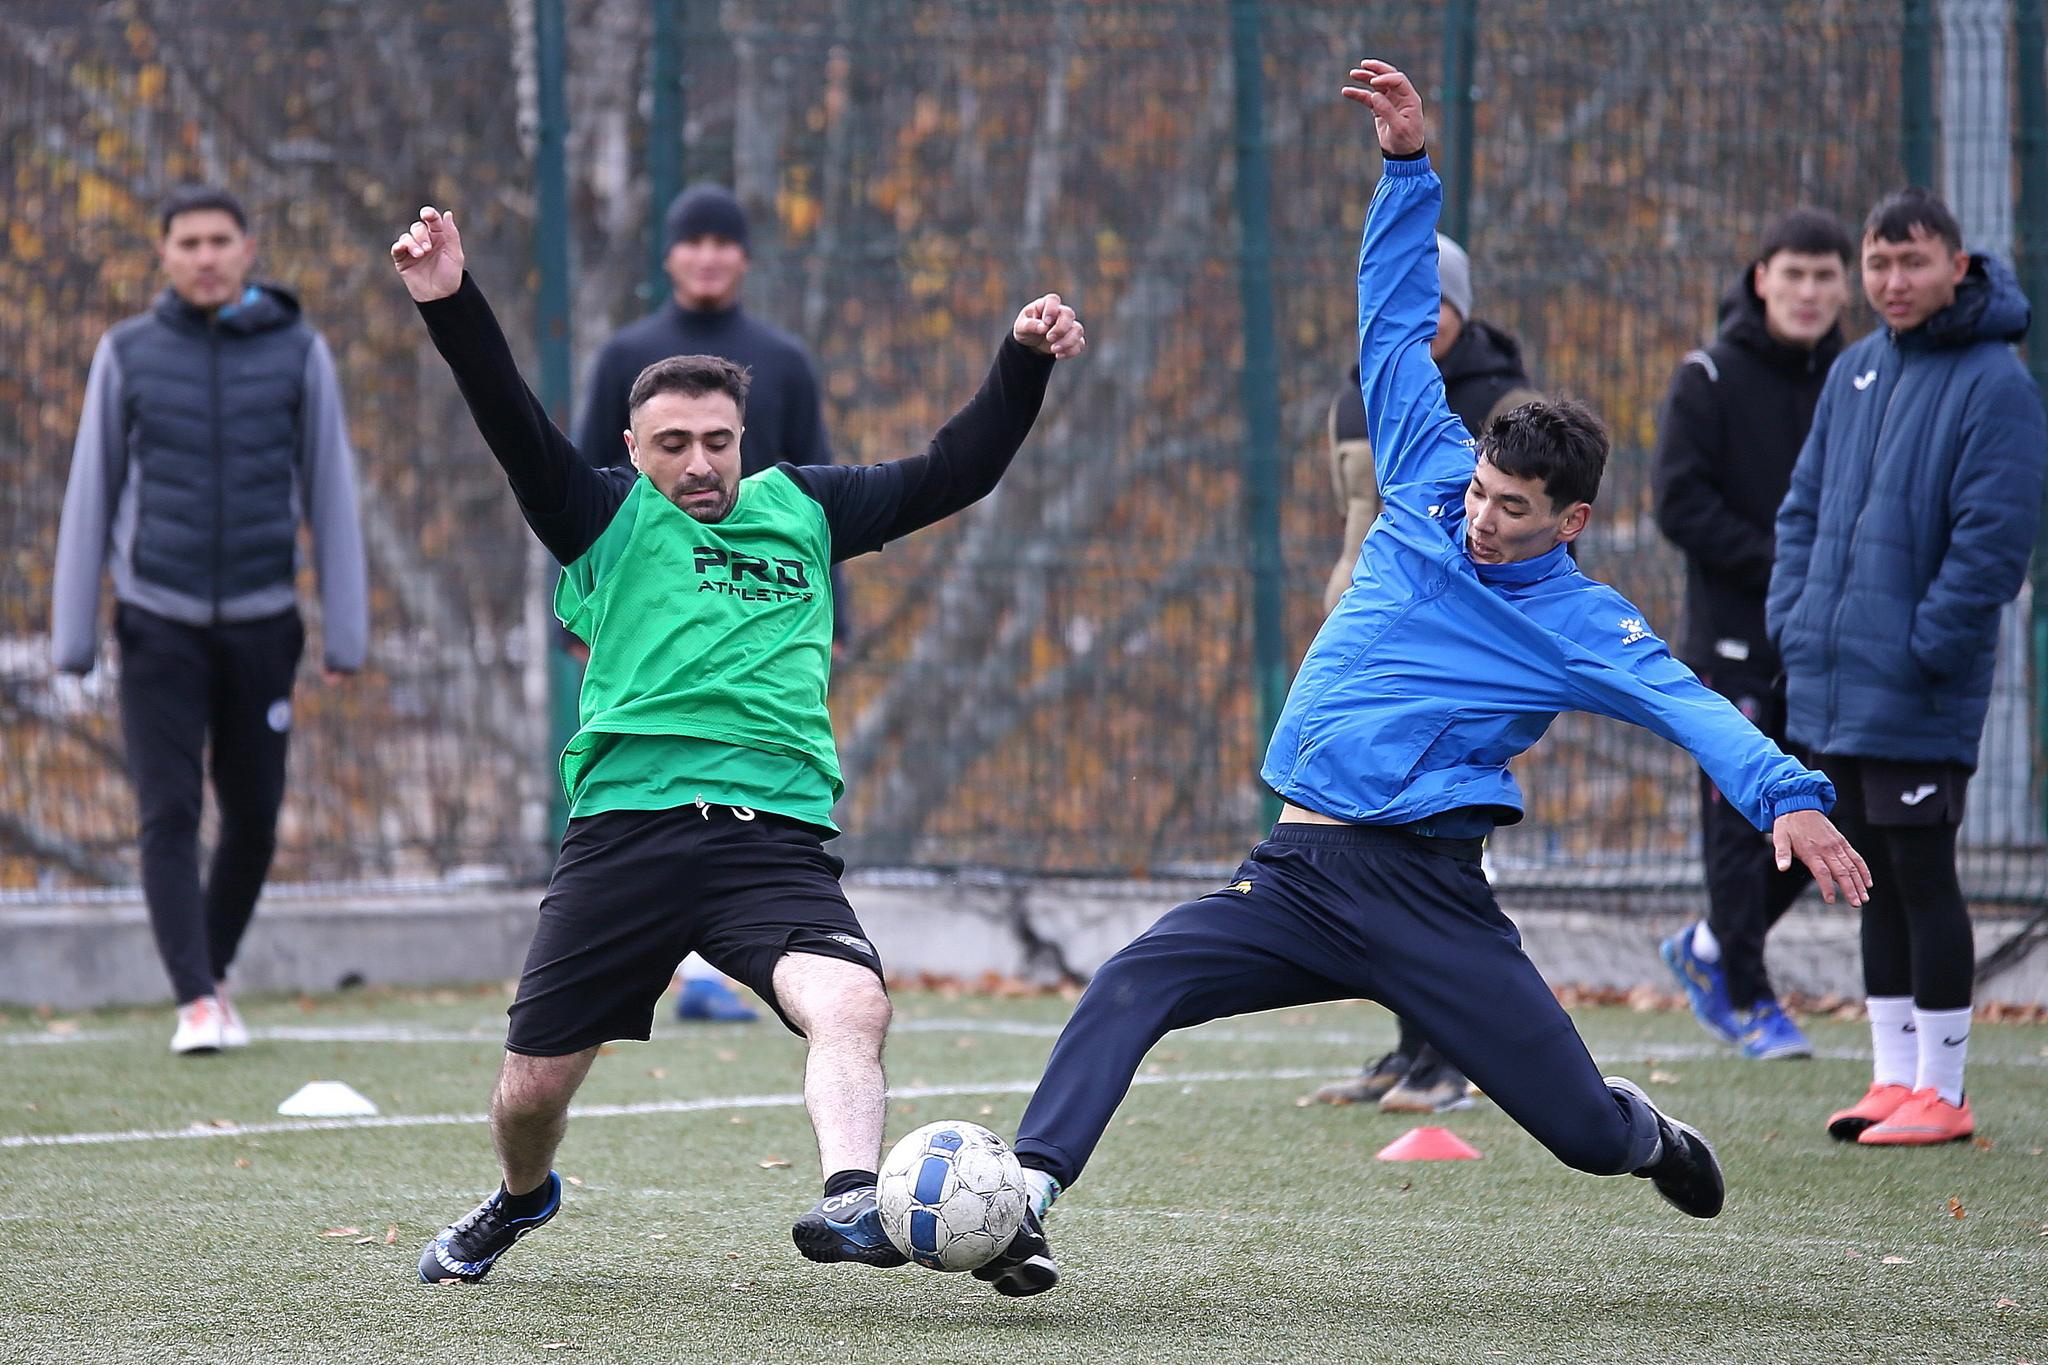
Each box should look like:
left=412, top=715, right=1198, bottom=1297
left=791, top=1187, right=908, bottom=1267
left=418, top=1172, right=562, bottom=1283
left=1378, top=1059, right=1474, bottom=1114
left=1608, top=1077, right=1724, bottom=1219
left=973, top=1204, right=1058, bottom=1297
left=1307, top=1050, right=1412, bottom=1105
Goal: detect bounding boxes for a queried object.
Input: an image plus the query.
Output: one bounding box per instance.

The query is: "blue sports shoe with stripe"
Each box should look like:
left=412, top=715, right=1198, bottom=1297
left=791, top=1187, right=909, bottom=1267
left=1659, top=923, right=1741, bottom=1046
left=418, top=1172, right=562, bottom=1283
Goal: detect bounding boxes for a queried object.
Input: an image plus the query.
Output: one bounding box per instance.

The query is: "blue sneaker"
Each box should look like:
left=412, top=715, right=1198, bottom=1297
left=791, top=1186, right=908, bottom=1267
left=675, top=976, right=759, bottom=1022
left=418, top=1172, right=561, bottom=1283
left=1659, top=924, right=1740, bottom=1046
left=1735, top=998, right=1813, bottom=1060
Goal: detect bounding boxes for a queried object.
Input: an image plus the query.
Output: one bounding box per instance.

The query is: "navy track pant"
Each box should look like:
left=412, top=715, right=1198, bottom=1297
left=1013, top=824, right=1663, bottom=1190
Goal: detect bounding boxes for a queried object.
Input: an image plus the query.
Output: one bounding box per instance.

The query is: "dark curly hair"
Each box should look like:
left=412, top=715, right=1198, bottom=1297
left=1477, top=397, right=1609, bottom=509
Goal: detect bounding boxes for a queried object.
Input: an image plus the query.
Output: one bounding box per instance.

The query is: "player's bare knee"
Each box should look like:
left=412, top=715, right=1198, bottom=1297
left=495, top=1050, right=590, bottom=1118
left=807, top=977, right=891, bottom=1048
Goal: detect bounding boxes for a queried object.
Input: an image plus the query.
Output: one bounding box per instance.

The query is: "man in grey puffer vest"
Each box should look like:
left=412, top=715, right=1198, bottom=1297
left=1770, top=187, right=2046, bottom=1147
left=50, top=186, right=367, bottom=1055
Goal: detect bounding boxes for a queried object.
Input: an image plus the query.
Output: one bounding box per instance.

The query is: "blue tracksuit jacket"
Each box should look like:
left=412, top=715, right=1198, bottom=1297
left=1261, top=153, right=1833, bottom=832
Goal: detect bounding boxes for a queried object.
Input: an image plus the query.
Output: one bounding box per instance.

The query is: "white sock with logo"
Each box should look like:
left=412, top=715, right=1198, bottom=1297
left=1866, top=996, right=1916, bottom=1089
left=1913, top=1006, right=1971, bottom=1106
left=1022, top=1168, right=1061, bottom=1219
left=1691, top=922, right=1721, bottom=963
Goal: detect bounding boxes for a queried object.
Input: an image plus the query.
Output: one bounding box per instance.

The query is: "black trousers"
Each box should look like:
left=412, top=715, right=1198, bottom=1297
left=1014, top=825, right=1662, bottom=1191
left=116, top=604, right=303, bottom=1004
left=1696, top=669, right=1809, bottom=1009
left=1815, top=753, right=1975, bottom=1011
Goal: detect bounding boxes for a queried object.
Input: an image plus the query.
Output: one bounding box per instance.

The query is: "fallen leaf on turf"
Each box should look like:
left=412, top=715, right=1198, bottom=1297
left=1949, top=1197, right=1966, bottom=1219
left=715, top=1050, right=736, bottom=1063
left=352, top=1237, right=374, bottom=1245
left=758, top=1157, right=790, bottom=1169
left=320, top=1228, right=362, bottom=1238
left=1997, top=1297, right=2021, bottom=1310
left=385, top=1226, right=398, bottom=1245
left=1845, top=1250, right=1863, bottom=1259
left=647, top=1068, right=667, bottom=1079
left=1881, top=1256, right=1911, bottom=1265
left=44, top=1019, right=78, bottom=1035
left=978, top=1105, right=994, bottom=1116
left=1650, top=1070, right=1680, bottom=1084
left=726, top=1251, right=740, bottom=1260
left=565, top=1176, right=584, bottom=1187
left=1972, top=1137, right=1994, bottom=1150
left=649, top=1232, right=668, bottom=1240
left=23, top=1103, right=37, bottom=1112
left=728, top=1115, right=746, bottom=1125
left=234, top=1158, right=251, bottom=1169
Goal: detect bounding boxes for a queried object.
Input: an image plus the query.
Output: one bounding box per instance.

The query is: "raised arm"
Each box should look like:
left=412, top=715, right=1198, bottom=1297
left=786, top=294, right=1082, bottom=559
left=1341, top=60, right=1475, bottom=504
left=391, top=207, right=627, bottom=564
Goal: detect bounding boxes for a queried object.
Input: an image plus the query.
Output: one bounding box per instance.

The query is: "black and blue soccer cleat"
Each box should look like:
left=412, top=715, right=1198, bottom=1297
left=791, top=1186, right=909, bottom=1267
left=418, top=1172, right=562, bottom=1284
left=973, top=1204, right=1059, bottom=1297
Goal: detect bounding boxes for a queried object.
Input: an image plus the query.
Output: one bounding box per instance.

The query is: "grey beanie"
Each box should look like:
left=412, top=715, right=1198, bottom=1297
left=664, top=183, right=749, bottom=251
left=1436, top=233, right=1473, bottom=320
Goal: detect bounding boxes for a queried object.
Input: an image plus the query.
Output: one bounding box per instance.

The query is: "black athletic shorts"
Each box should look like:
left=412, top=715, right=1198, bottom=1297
left=505, top=804, right=885, bottom=1056
left=1817, top=753, right=1973, bottom=828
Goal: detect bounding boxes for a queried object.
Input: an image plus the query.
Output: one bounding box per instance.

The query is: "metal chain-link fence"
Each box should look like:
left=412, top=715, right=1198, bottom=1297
left=3, top=0, right=2045, bottom=903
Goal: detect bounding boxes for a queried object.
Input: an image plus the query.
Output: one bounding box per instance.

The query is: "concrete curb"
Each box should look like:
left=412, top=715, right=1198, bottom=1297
left=2, top=877, right=2042, bottom=1010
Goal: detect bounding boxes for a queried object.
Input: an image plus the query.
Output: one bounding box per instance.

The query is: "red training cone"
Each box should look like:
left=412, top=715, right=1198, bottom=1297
left=1375, top=1125, right=1482, bottom=1161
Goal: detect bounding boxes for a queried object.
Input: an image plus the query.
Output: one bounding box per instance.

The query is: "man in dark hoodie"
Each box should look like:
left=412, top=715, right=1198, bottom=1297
left=1309, top=231, right=1539, bottom=1115
left=50, top=186, right=368, bottom=1055
left=1653, top=210, right=1855, bottom=1062
left=1770, top=188, right=2046, bottom=1145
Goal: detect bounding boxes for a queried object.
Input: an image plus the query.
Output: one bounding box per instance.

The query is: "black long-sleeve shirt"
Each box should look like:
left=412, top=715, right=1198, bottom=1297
left=417, top=273, right=1054, bottom=570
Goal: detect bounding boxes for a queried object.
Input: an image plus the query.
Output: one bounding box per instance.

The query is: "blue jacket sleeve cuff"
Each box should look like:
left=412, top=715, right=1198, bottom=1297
left=1380, top=151, right=1434, bottom=177
left=1764, top=793, right=1829, bottom=822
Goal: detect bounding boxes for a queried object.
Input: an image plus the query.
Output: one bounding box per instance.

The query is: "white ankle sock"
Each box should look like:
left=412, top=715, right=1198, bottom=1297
left=1691, top=922, right=1721, bottom=963
left=1912, top=1006, right=1971, bottom=1106
left=1867, top=996, right=1916, bottom=1089
left=1022, top=1168, right=1060, bottom=1218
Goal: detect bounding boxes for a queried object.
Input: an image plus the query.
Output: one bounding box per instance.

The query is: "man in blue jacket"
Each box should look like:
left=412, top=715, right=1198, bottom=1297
left=971, top=61, right=1871, bottom=1299
left=1769, top=188, right=2046, bottom=1147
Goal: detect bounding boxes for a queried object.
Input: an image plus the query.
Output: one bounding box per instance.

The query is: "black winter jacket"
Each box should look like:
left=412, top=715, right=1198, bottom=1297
left=1652, top=270, right=1843, bottom=676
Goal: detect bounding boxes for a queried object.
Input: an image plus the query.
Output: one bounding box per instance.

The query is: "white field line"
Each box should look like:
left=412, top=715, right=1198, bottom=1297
left=0, top=1067, right=1327, bottom=1151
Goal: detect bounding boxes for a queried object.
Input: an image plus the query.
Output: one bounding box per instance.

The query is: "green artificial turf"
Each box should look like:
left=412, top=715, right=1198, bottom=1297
left=0, top=989, right=2041, bottom=1364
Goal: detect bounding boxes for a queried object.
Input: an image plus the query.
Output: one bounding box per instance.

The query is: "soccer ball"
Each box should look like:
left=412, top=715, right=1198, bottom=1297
left=876, top=1120, right=1029, bottom=1272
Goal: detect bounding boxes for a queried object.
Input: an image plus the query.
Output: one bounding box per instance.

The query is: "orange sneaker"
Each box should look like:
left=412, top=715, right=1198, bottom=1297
left=1858, top=1089, right=1974, bottom=1146
left=1825, top=1082, right=1914, bottom=1141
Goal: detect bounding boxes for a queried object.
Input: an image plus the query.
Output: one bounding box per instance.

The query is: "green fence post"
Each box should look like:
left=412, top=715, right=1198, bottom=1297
left=1903, top=0, right=1937, bottom=184
left=1227, top=0, right=1286, bottom=818
left=535, top=0, right=576, bottom=842
left=647, top=0, right=684, bottom=304
left=2016, top=0, right=2048, bottom=838
left=1439, top=0, right=1478, bottom=245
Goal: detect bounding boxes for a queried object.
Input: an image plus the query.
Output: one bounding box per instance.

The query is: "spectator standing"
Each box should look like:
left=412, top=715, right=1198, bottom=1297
left=1653, top=210, right=1855, bottom=1060
left=1310, top=232, right=1539, bottom=1114
left=50, top=186, right=367, bottom=1054
left=1769, top=188, right=2046, bottom=1145
left=576, top=183, right=840, bottom=1023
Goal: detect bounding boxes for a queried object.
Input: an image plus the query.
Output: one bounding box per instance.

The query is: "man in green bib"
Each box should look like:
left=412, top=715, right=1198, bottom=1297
left=390, top=204, right=1084, bottom=1285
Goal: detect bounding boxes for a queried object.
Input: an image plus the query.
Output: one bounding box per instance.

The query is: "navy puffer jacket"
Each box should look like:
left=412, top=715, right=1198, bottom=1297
left=1768, top=254, right=2046, bottom=765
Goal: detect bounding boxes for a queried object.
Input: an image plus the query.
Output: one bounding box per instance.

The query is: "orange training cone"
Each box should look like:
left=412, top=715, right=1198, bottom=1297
left=1375, top=1125, right=1482, bottom=1161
